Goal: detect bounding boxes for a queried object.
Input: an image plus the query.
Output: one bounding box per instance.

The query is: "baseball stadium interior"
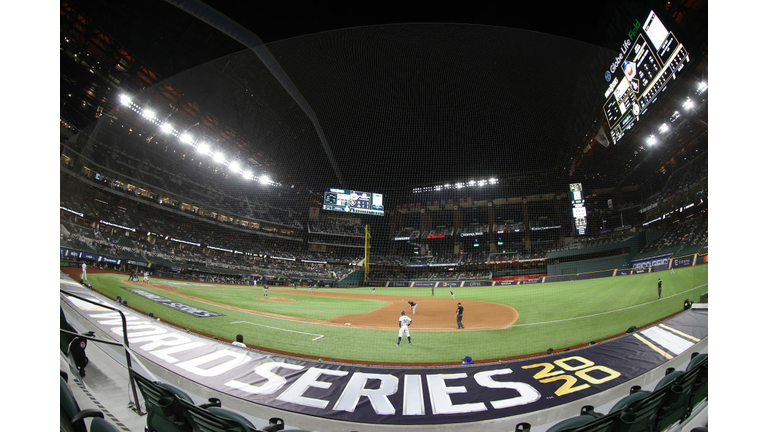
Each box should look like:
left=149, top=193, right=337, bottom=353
left=55, top=1, right=717, bottom=431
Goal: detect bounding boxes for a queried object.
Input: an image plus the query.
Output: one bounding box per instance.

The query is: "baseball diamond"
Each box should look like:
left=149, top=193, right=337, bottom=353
left=63, top=266, right=707, bottom=365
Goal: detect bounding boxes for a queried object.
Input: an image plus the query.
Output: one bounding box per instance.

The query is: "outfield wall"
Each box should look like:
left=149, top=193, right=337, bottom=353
left=364, top=253, right=707, bottom=287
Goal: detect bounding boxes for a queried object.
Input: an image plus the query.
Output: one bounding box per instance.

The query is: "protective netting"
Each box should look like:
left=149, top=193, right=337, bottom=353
left=60, top=7, right=707, bottom=363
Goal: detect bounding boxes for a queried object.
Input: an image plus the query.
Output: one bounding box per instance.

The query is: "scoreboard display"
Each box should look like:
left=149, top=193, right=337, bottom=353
left=603, top=10, right=689, bottom=145
left=569, top=183, right=587, bottom=236
left=323, top=188, right=384, bottom=216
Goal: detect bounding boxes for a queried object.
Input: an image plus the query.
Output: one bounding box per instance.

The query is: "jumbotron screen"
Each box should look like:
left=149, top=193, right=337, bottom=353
left=323, top=188, right=384, bottom=216
left=602, top=10, right=689, bottom=144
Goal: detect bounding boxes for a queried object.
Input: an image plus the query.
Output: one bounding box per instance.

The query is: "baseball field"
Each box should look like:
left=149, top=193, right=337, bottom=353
left=73, top=266, right=708, bottom=365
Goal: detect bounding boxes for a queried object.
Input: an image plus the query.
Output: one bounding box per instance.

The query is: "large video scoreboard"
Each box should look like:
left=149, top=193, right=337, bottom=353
left=323, top=188, right=384, bottom=216
left=603, top=10, right=689, bottom=144
left=570, top=183, right=587, bottom=236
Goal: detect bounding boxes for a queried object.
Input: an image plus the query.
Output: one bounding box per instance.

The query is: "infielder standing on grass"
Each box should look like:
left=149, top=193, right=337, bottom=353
left=657, top=278, right=662, bottom=299
left=143, top=270, right=149, bottom=284
left=450, top=290, right=455, bottom=299
left=408, top=300, right=418, bottom=314
left=456, top=302, right=465, bottom=329
left=81, top=262, right=87, bottom=282
left=397, top=311, right=412, bottom=346
left=264, top=284, right=269, bottom=297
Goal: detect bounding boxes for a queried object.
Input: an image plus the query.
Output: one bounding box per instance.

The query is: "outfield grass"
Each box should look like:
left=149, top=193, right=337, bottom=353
left=82, top=266, right=707, bottom=364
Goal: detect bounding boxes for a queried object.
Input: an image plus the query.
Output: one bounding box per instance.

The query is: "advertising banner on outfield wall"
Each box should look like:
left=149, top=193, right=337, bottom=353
left=519, top=278, right=543, bottom=284
left=439, top=281, right=462, bottom=287
left=463, top=281, right=493, bottom=287
left=671, top=255, right=695, bottom=268
left=631, top=254, right=672, bottom=269
left=412, top=282, right=437, bottom=288
left=61, top=283, right=707, bottom=426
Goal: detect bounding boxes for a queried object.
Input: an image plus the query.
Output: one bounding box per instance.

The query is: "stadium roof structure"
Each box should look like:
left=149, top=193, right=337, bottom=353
left=61, top=0, right=708, bottom=201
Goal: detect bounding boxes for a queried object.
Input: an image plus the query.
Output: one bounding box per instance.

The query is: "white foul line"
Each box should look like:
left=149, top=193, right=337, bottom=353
left=513, top=283, right=709, bottom=327
left=230, top=320, right=324, bottom=341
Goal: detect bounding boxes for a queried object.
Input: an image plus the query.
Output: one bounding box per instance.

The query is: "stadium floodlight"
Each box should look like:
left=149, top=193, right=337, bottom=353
left=478, top=180, right=487, bottom=187
left=197, top=143, right=210, bottom=154
left=658, top=123, right=669, bottom=133
left=180, top=133, right=193, bottom=144
left=647, top=135, right=658, bottom=146
left=229, top=161, right=241, bottom=173
left=468, top=180, right=476, bottom=186
left=142, top=109, right=155, bottom=120
left=161, top=123, right=173, bottom=134
left=259, top=175, right=271, bottom=184
left=682, top=98, right=694, bottom=110
left=213, top=152, right=226, bottom=164
left=119, top=94, right=132, bottom=106
left=696, top=81, right=708, bottom=94
left=489, top=178, right=498, bottom=185
left=242, top=169, right=253, bottom=180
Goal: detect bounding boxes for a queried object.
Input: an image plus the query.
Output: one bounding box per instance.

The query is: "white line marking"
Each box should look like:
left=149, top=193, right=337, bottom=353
left=230, top=321, right=324, bottom=341
left=640, top=327, right=694, bottom=355
left=513, top=283, right=708, bottom=327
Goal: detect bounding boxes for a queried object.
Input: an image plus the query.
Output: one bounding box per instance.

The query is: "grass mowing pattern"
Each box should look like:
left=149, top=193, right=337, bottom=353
left=83, top=266, right=707, bottom=364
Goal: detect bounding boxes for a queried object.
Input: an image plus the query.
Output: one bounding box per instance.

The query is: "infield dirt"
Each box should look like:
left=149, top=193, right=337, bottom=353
left=131, top=280, right=519, bottom=331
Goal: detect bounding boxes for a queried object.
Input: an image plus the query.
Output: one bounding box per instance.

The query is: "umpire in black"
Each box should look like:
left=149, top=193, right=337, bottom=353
left=657, top=278, right=662, bottom=299
left=456, top=302, right=465, bottom=329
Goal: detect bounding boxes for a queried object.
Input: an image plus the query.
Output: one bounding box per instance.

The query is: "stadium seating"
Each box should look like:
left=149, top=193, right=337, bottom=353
left=60, top=373, right=106, bottom=432
left=545, top=405, right=622, bottom=432
left=89, top=418, right=122, bottom=432
left=132, top=371, right=210, bottom=431
left=132, top=371, right=316, bottom=432
left=546, top=354, right=708, bottom=432
left=685, top=353, right=708, bottom=416
left=181, top=400, right=261, bottom=432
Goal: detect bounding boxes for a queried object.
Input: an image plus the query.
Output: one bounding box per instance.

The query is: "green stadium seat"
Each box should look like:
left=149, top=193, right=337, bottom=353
left=545, top=406, right=622, bottom=432
left=60, top=375, right=105, bottom=432
left=180, top=400, right=259, bottom=432
left=132, top=371, right=199, bottom=432
left=608, top=385, right=669, bottom=432
left=685, top=353, right=708, bottom=416
left=654, top=367, right=699, bottom=431
left=89, top=418, right=121, bottom=432
left=545, top=412, right=622, bottom=432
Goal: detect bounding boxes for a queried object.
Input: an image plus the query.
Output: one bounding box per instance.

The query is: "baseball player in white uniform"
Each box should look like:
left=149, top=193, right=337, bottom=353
left=143, top=270, right=149, bottom=283
left=397, top=311, right=412, bottom=346
left=81, top=262, right=87, bottom=282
